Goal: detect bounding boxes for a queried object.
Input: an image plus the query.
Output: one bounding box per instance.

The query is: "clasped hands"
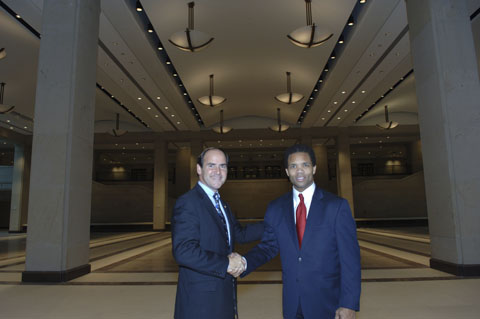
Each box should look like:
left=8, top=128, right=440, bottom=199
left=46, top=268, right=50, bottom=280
left=227, top=252, right=246, bottom=277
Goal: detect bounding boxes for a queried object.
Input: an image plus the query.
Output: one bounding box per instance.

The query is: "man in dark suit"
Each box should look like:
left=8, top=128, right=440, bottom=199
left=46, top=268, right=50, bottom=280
left=243, top=144, right=361, bottom=319
left=172, top=147, right=264, bottom=319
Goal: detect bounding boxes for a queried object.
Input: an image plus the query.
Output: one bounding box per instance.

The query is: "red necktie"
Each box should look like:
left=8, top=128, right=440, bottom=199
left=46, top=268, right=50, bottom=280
left=296, top=194, right=306, bottom=248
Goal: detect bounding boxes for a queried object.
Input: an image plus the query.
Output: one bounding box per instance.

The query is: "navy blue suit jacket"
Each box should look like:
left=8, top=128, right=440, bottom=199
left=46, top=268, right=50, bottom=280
left=243, top=187, right=361, bottom=318
left=172, top=184, right=264, bottom=319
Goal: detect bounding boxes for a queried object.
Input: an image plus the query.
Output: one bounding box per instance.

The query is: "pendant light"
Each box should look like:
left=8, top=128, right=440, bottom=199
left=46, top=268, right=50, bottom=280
left=275, top=72, right=303, bottom=104
left=198, top=74, right=226, bottom=107
left=108, top=113, right=128, bottom=136
left=169, top=2, right=214, bottom=52
left=269, top=108, right=290, bottom=132
left=376, top=105, right=399, bottom=130
left=212, top=110, right=232, bottom=134
left=287, top=0, right=333, bottom=48
left=0, top=83, right=15, bottom=114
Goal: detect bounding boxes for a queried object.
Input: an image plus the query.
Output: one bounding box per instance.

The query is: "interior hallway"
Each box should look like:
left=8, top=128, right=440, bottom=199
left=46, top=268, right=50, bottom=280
left=0, top=227, right=479, bottom=318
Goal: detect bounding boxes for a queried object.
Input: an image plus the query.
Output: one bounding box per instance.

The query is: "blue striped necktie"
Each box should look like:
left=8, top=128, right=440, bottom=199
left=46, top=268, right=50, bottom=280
left=213, top=192, right=229, bottom=247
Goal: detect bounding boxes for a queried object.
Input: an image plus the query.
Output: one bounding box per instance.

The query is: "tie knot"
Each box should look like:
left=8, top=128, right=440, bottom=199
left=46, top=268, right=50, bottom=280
left=213, top=192, right=220, bottom=201
left=299, top=193, right=304, bottom=202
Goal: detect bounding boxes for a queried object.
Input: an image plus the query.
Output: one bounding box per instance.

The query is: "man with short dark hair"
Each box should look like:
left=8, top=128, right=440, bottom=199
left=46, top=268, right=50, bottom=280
left=172, top=147, right=263, bottom=319
left=243, top=144, right=361, bottom=319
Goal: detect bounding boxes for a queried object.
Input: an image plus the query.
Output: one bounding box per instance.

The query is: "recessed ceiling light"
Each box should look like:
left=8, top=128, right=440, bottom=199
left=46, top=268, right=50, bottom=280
left=361, top=90, right=366, bottom=93
left=164, top=106, right=169, bottom=110
left=327, top=110, right=331, bottom=113
left=341, top=91, right=346, bottom=94
left=16, top=14, right=21, bottom=19
left=321, top=117, right=325, bottom=120
left=9, top=127, right=13, bottom=130
left=137, top=97, right=142, bottom=100
left=337, top=117, right=341, bottom=120
left=334, top=101, right=338, bottom=104
left=171, top=114, right=175, bottom=117
left=6, top=120, right=10, bottom=123
left=166, top=61, right=171, bottom=65
left=155, top=115, right=159, bottom=118
left=156, top=96, right=161, bottom=100
left=173, top=73, right=178, bottom=77
left=147, top=107, right=151, bottom=110
left=183, top=93, right=187, bottom=96
left=344, top=109, right=348, bottom=112
left=177, top=121, right=181, bottom=124
left=352, top=101, right=356, bottom=103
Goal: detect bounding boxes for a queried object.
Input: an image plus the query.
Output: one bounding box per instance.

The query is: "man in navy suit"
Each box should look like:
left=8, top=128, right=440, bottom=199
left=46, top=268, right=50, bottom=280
left=243, top=144, right=361, bottom=319
left=172, top=147, right=264, bottom=319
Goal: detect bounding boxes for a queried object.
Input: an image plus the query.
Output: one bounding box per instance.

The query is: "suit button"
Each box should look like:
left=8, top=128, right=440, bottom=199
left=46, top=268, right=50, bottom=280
left=298, top=257, right=302, bottom=262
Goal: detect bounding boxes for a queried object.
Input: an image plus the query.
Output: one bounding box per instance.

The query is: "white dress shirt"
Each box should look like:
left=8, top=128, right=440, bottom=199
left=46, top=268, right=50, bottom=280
left=292, top=182, right=316, bottom=224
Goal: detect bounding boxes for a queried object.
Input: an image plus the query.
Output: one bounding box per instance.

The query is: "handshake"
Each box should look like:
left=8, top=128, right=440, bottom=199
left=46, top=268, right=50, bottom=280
left=227, top=252, right=246, bottom=278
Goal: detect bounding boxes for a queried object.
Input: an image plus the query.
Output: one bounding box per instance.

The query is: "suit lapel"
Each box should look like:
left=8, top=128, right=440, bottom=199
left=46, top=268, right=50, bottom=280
left=302, top=187, right=325, bottom=248
left=283, top=191, right=299, bottom=251
left=194, top=185, right=230, bottom=243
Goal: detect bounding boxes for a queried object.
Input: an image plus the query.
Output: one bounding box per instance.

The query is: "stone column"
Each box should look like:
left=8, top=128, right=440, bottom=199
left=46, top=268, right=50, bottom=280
left=406, top=0, right=480, bottom=275
left=190, top=139, right=203, bottom=188
left=336, top=129, right=354, bottom=215
left=153, top=139, right=168, bottom=230
left=22, top=0, right=100, bottom=282
left=175, top=147, right=191, bottom=197
left=313, top=144, right=329, bottom=190
left=9, top=145, right=25, bottom=233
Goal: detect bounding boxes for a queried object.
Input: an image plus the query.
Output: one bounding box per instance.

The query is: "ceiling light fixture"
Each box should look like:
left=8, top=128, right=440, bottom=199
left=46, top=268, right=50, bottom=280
left=287, top=0, right=333, bottom=48
left=198, top=74, right=226, bottom=107
left=275, top=72, right=303, bottom=104
left=108, top=113, right=128, bottom=137
left=270, top=108, right=290, bottom=132
left=136, top=1, right=143, bottom=12
left=0, top=48, right=6, bottom=60
left=212, top=110, right=232, bottom=134
left=376, top=105, right=398, bottom=130
left=169, top=2, right=214, bottom=52
left=0, top=83, right=15, bottom=114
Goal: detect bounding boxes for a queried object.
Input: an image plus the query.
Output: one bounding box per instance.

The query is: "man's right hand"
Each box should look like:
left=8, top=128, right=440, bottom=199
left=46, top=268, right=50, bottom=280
left=227, top=252, right=246, bottom=277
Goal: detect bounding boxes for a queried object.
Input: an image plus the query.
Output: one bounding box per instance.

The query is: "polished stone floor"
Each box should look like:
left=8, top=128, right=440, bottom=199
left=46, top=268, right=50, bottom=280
left=0, top=227, right=479, bottom=318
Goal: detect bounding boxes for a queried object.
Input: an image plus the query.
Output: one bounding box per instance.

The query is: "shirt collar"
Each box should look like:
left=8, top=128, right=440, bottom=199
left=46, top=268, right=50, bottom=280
left=198, top=181, right=217, bottom=198
left=293, top=182, right=316, bottom=202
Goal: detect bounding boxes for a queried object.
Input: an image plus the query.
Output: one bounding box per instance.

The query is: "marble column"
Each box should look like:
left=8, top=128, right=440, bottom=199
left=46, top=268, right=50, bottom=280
left=9, top=145, right=26, bottom=233
left=190, top=139, right=203, bottom=188
left=175, top=147, right=191, bottom=197
left=313, top=144, right=329, bottom=190
left=336, top=129, right=355, bottom=215
left=22, top=0, right=100, bottom=282
left=406, top=0, right=480, bottom=275
left=153, top=139, right=168, bottom=230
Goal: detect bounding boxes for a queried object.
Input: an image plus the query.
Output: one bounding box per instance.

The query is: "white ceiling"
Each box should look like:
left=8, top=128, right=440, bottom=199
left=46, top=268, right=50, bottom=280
left=0, top=0, right=480, bottom=146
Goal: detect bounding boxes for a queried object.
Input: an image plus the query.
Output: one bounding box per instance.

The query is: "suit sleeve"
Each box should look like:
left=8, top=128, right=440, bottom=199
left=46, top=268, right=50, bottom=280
left=336, top=199, right=362, bottom=311
left=230, top=213, right=264, bottom=244
left=171, top=195, right=229, bottom=279
left=241, top=203, right=280, bottom=276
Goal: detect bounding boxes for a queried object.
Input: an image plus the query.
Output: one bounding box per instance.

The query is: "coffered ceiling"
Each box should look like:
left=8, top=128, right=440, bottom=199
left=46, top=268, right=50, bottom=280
left=0, top=0, right=479, bottom=149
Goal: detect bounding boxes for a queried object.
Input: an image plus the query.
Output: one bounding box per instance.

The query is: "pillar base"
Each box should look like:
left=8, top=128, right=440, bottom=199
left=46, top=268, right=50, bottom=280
left=22, top=264, right=91, bottom=282
left=430, top=258, right=480, bottom=276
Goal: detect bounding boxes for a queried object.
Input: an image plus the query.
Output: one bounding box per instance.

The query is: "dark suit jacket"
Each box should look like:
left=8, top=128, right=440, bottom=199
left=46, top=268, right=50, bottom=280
left=243, top=187, right=361, bottom=319
left=172, top=183, right=264, bottom=319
